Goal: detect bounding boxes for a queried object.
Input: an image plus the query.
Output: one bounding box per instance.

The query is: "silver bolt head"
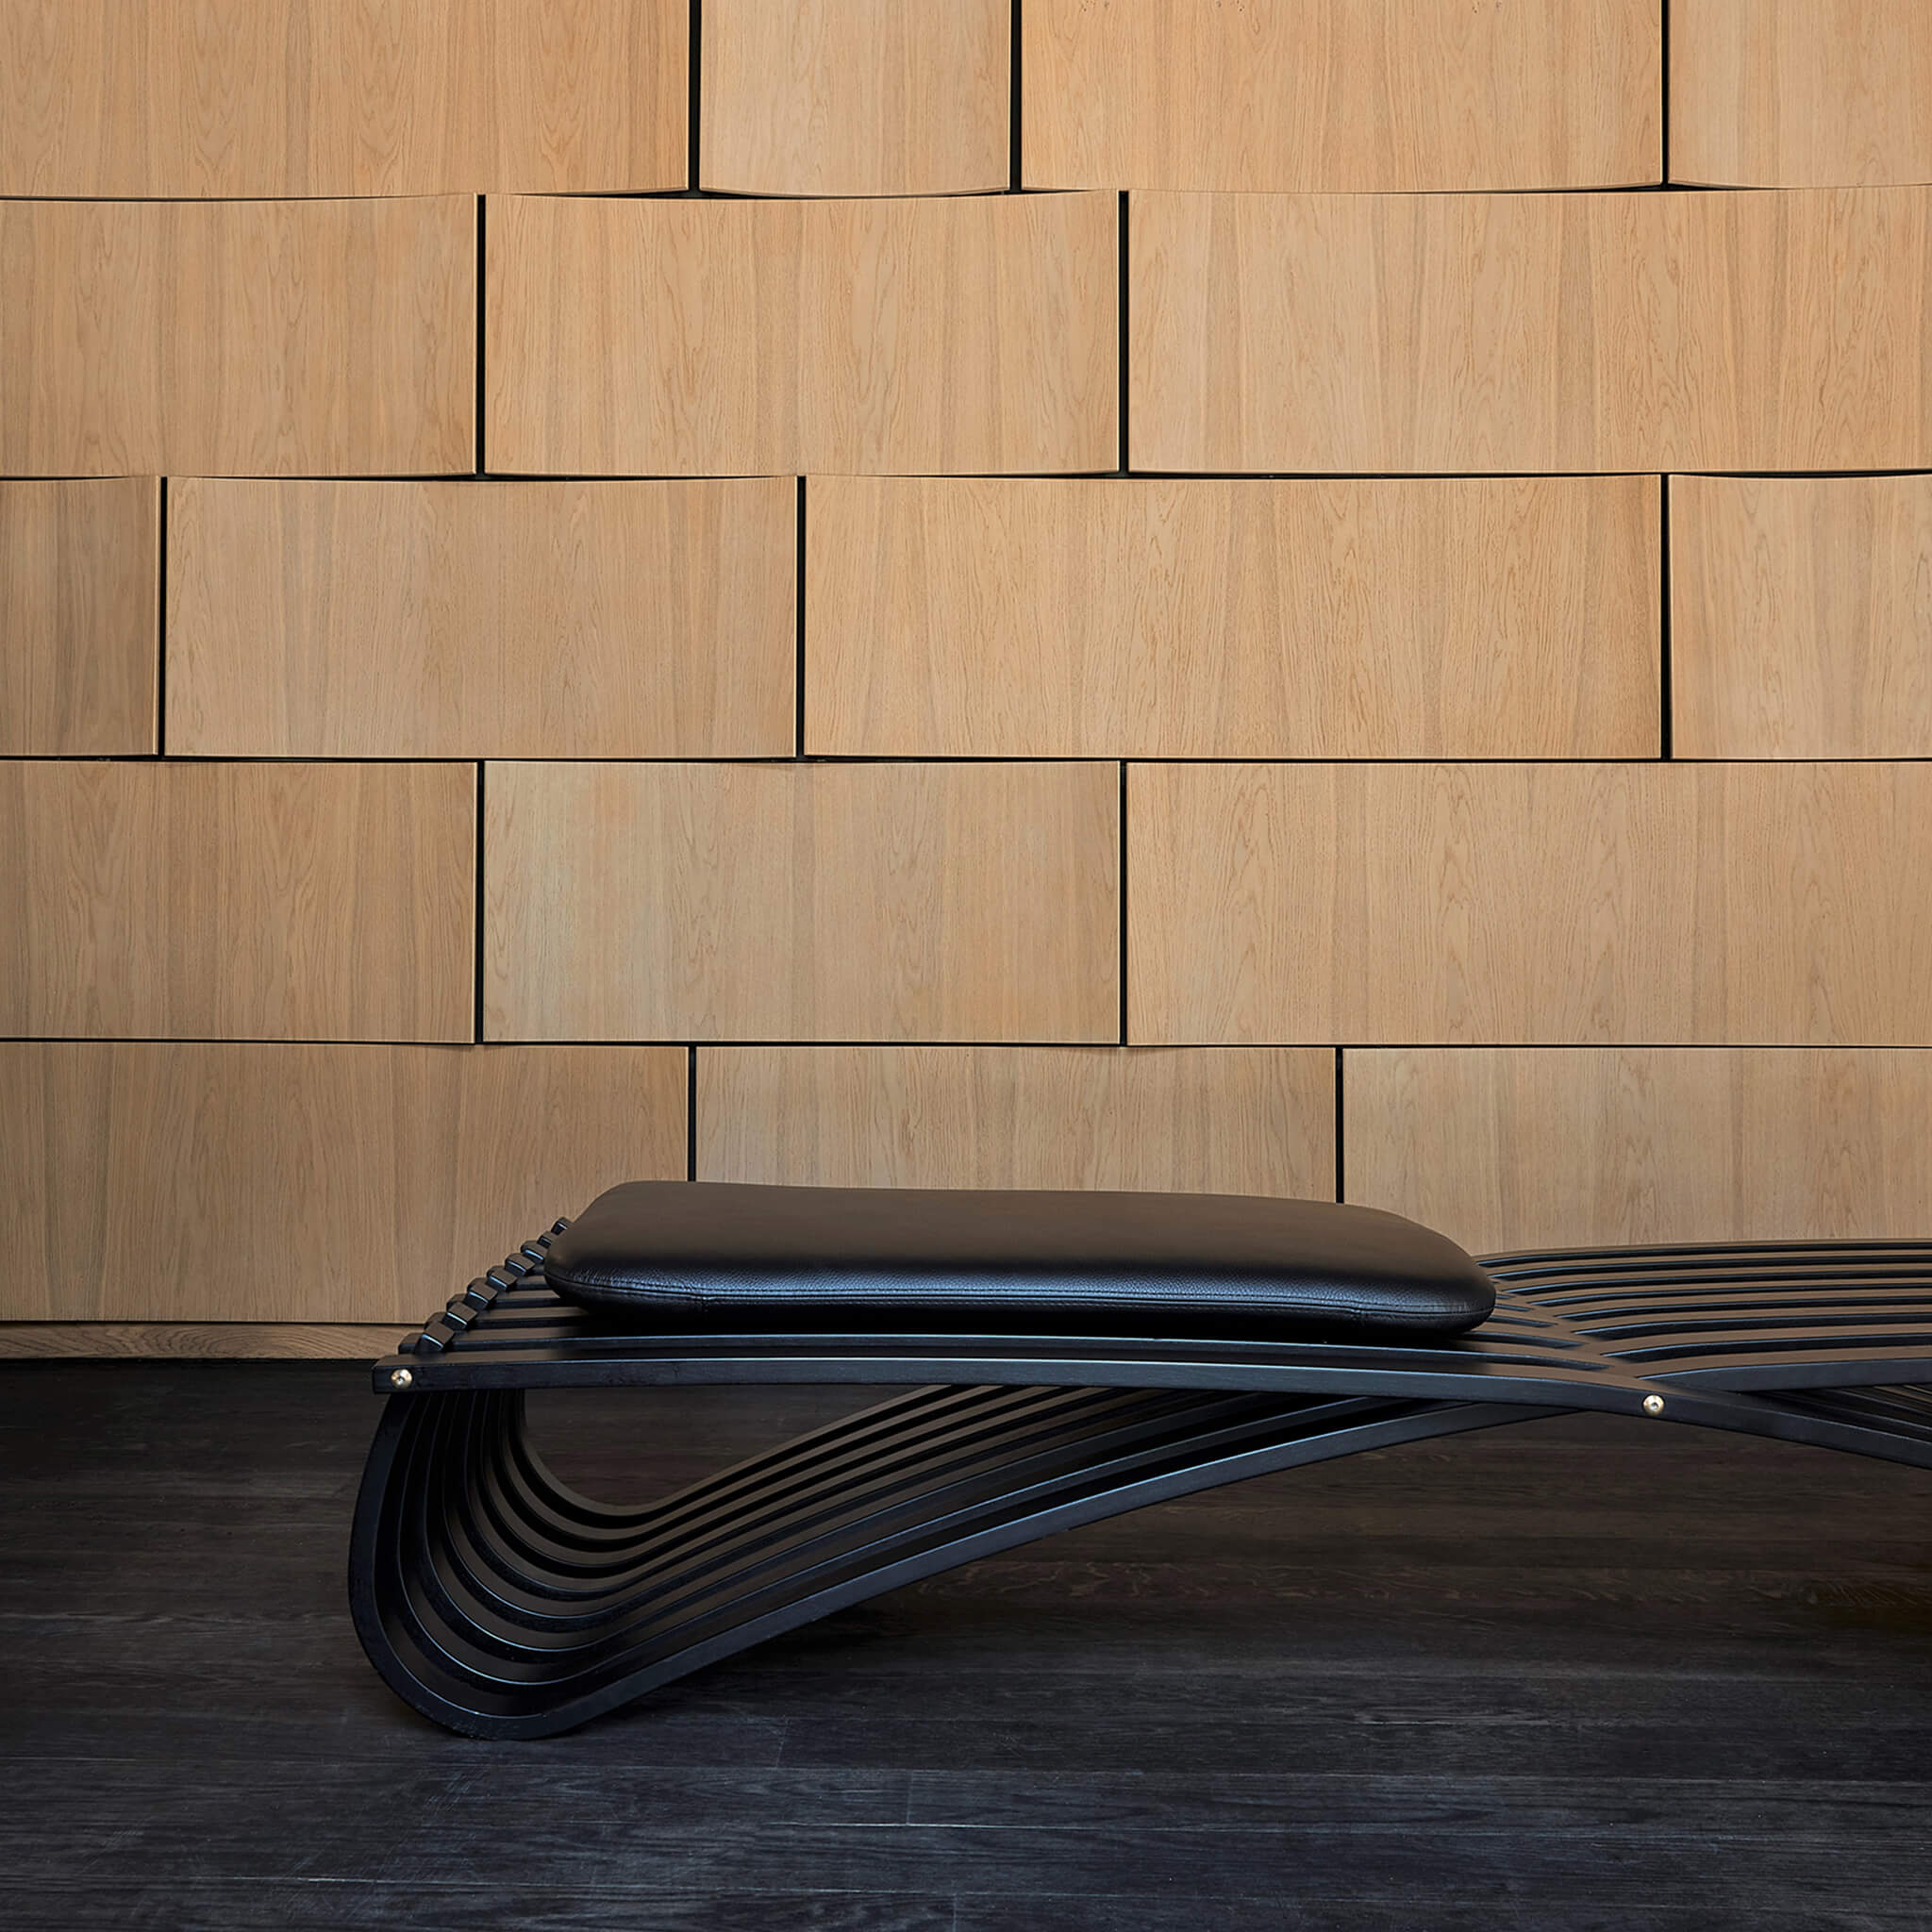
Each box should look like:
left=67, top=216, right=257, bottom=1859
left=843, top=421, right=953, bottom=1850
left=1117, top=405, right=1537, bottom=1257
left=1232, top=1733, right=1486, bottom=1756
left=391, top=1367, right=415, bottom=1391
left=1641, top=1392, right=1665, bottom=1417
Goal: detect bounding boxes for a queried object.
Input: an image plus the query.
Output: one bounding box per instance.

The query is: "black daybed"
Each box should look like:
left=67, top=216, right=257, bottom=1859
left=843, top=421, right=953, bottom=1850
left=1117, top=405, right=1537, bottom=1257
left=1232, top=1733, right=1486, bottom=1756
left=349, top=1180, right=1932, bottom=1739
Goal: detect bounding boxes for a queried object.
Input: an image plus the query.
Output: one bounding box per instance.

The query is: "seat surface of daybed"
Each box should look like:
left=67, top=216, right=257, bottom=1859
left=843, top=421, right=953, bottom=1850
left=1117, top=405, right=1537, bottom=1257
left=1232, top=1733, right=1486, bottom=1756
left=539, top=1180, right=1497, bottom=1336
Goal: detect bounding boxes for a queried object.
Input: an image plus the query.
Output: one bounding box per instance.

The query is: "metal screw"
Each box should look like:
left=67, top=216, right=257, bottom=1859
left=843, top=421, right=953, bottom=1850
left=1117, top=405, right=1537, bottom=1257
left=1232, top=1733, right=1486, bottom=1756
left=390, top=1368, right=414, bottom=1391
left=1641, top=1393, right=1665, bottom=1417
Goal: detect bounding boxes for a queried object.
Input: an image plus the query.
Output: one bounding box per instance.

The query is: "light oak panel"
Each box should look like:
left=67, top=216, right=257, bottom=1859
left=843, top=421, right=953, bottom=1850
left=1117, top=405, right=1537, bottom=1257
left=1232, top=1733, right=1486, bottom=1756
left=1128, top=763, right=1932, bottom=1046
left=701, top=0, right=1007, bottom=194
left=487, top=762, right=1119, bottom=1042
left=1671, top=475, right=1932, bottom=759
left=1348, top=1048, right=1932, bottom=1255
left=699, top=1046, right=1334, bottom=1197
left=0, top=761, right=474, bottom=1042
left=167, top=479, right=795, bottom=759
left=1673, top=0, right=1932, bottom=187
left=1026, top=0, right=1660, bottom=192
left=0, top=1324, right=409, bottom=1358
left=0, top=198, right=474, bottom=476
left=488, top=193, right=1116, bottom=475
left=1130, top=189, right=1932, bottom=474
left=0, top=1042, right=684, bottom=1320
left=807, top=475, right=1659, bottom=758
left=0, top=479, right=157, bottom=755
left=0, top=0, right=685, bottom=195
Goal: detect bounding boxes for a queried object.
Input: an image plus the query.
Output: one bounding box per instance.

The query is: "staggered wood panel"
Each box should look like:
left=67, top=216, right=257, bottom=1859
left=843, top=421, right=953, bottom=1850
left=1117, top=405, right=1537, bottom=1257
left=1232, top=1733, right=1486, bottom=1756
left=1025, top=0, right=1661, bottom=192
left=486, top=192, right=1117, bottom=475
left=697, top=1046, right=1334, bottom=1196
left=1130, top=188, right=1932, bottom=474
left=1671, top=475, right=1932, bottom=759
left=0, top=762, right=474, bottom=1042
left=0, top=0, right=687, bottom=195
left=807, top=475, right=1660, bottom=758
left=1673, top=0, right=1932, bottom=187
left=485, top=762, right=1119, bottom=1042
left=0, top=1042, right=685, bottom=1321
left=701, top=0, right=1008, bottom=195
left=1347, top=1048, right=1932, bottom=1255
left=0, top=478, right=157, bottom=756
left=166, top=479, right=796, bottom=759
left=1128, top=763, right=1932, bottom=1046
left=0, top=198, right=474, bottom=476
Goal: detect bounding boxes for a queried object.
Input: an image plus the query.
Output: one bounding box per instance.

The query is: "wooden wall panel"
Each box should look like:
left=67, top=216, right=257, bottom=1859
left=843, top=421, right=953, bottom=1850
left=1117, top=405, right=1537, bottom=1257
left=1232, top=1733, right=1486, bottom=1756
left=0, top=478, right=157, bottom=756
left=487, top=192, right=1117, bottom=475
left=0, top=1324, right=409, bottom=1358
left=1347, top=1048, right=1932, bottom=1256
left=701, top=0, right=1007, bottom=195
left=1025, top=0, right=1660, bottom=192
left=0, top=0, right=686, bottom=196
left=0, top=197, right=474, bottom=477
left=0, top=762, right=474, bottom=1042
left=1127, top=763, right=1932, bottom=1046
left=698, top=1046, right=1334, bottom=1198
left=1673, top=0, right=1932, bottom=187
left=167, top=479, right=795, bottom=759
left=1130, top=188, right=1932, bottom=474
left=486, top=762, right=1119, bottom=1042
left=0, top=1042, right=684, bottom=1320
left=807, top=475, right=1659, bottom=758
left=1671, top=475, right=1932, bottom=759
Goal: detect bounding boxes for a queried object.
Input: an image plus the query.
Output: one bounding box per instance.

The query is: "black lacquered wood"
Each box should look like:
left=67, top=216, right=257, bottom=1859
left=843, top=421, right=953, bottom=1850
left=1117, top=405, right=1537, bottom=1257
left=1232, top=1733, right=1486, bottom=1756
left=351, top=1228, right=1932, bottom=1738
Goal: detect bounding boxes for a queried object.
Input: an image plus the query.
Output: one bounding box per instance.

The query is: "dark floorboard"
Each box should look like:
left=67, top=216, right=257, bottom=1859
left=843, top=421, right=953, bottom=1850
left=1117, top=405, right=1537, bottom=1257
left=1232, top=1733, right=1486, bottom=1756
left=2, top=1364, right=1931, bottom=1929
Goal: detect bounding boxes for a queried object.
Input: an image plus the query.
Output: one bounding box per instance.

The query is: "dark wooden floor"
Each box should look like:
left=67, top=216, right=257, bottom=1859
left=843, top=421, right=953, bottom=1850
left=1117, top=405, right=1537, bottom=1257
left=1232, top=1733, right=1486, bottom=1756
left=4, top=1367, right=1932, bottom=1930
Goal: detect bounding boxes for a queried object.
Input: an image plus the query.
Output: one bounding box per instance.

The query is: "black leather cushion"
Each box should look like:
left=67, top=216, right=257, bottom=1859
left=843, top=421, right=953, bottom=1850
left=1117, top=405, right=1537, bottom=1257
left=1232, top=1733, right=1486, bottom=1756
left=542, top=1182, right=1495, bottom=1337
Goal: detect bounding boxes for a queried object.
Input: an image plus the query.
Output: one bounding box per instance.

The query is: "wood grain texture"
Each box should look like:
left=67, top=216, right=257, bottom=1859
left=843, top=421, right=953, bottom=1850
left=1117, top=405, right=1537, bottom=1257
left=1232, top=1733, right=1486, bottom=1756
left=698, top=1046, right=1334, bottom=1196
left=487, top=192, right=1117, bottom=475
left=1673, top=0, right=1932, bottom=187
left=0, top=1042, right=684, bottom=1320
left=1025, top=0, right=1660, bottom=192
left=0, top=478, right=157, bottom=756
left=1127, top=763, right=1932, bottom=1046
left=167, top=479, right=795, bottom=759
left=701, top=0, right=1007, bottom=194
left=0, top=762, right=474, bottom=1042
left=0, top=0, right=686, bottom=195
left=0, top=197, right=474, bottom=476
left=0, top=1324, right=408, bottom=1359
left=807, top=475, right=1659, bottom=758
left=1130, top=188, right=1932, bottom=474
left=1671, top=475, right=1932, bottom=759
left=1347, top=1048, right=1932, bottom=1255
left=486, top=762, right=1119, bottom=1042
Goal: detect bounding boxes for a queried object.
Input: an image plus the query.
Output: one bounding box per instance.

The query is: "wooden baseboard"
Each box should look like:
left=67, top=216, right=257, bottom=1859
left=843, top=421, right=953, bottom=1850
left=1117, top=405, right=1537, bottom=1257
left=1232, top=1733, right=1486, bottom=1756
left=0, top=1324, right=409, bottom=1360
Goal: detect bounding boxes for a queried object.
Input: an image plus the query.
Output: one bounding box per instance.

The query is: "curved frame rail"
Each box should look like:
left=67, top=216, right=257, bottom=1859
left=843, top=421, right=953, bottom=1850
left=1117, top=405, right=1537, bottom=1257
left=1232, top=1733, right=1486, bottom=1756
left=351, top=1228, right=1932, bottom=1739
